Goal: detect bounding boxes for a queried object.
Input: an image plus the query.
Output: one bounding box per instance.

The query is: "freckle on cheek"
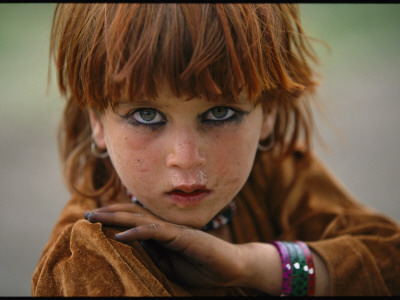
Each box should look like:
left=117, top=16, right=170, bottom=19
left=135, top=158, right=150, bottom=173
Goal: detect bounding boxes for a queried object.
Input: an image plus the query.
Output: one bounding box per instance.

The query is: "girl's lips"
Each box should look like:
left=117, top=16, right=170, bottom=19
left=166, top=189, right=212, bottom=208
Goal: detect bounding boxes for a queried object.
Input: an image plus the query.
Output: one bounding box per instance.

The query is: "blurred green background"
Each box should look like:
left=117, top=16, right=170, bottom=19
left=0, top=4, right=399, bottom=296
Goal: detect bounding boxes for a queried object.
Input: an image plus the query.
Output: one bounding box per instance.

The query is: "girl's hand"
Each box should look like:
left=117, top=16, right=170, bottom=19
left=84, top=203, right=258, bottom=289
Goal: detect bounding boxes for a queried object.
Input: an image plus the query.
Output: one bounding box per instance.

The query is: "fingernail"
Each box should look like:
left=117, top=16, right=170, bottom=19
left=84, top=212, right=92, bottom=220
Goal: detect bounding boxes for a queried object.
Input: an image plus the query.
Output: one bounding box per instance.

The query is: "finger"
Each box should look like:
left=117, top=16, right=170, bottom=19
left=85, top=211, right=150, bottom=228
left=92, top=202, right=146, bottom=214
left=115, top=223, right=196, bottom=254
left=115, top=223, right=180, bottom=245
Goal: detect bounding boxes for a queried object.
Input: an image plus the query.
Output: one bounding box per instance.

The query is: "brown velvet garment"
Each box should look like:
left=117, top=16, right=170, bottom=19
left=31, top=149, right=400, bottom=296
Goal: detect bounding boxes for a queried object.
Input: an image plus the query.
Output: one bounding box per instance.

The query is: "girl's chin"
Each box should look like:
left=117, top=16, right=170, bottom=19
left=164, top=214, right=209, bottom=228
left=149, top=208, right=211, bottom=229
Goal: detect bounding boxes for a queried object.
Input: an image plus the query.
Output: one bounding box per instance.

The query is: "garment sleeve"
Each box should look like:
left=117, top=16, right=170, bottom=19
left=31, top=220, right=175, bottom=296
left=275, top=152, right=400, bottom=296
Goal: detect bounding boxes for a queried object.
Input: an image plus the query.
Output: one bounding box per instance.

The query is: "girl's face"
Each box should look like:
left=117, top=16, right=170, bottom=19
left=90, top=86, right=275, bottom=228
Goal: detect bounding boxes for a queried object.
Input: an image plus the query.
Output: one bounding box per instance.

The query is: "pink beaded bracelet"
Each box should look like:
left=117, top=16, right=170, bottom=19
left=272, top=241, right=293, bottom=296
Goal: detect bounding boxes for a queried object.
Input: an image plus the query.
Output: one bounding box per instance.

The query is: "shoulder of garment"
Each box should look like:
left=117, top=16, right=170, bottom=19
left=255, top=147, right=400, bottom=296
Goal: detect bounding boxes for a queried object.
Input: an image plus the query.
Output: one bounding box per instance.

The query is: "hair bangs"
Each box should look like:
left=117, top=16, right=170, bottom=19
left=103, top=3, right=263, bottom=108
left=52, top=4, right=315, bottom=113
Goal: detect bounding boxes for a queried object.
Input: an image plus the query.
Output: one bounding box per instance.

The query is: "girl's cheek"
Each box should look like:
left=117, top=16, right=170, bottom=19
left=121, top=132, right=161, bottom=171
left=134, top=158, right=151, bottom=174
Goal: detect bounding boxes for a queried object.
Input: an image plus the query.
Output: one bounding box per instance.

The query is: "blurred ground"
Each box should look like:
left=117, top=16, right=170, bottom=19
left=0, top=4, right=399, bottom=296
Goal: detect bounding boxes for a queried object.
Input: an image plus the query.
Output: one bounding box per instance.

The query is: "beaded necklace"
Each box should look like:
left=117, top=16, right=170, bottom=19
left=127, top=191, right=236, bottom=232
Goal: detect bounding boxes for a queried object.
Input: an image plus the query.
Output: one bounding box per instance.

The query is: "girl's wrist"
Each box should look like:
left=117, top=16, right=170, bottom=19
left=237, top=242, right=282, bottom=295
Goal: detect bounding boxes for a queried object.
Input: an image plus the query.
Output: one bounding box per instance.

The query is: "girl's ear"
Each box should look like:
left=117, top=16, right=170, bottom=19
left=88, top=109, right=106, bottom=149
left=259, top=104, right=277, bottom=141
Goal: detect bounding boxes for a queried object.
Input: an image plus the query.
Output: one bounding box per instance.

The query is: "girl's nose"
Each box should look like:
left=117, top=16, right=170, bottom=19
left=165, top=127, right=206, bottom=170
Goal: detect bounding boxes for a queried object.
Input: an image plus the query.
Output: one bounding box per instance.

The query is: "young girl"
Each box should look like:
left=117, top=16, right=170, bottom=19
left=32, top=3, right=399, bottom=296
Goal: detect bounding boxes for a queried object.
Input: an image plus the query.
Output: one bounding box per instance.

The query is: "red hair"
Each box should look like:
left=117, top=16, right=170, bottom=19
left=50, top=3, right=319, bottom=199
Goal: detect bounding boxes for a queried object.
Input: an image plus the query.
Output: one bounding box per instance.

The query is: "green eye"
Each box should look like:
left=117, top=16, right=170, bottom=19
left=133, top=108, right=164, bottom=124
left=211, top=107, right=228, bottom=119
left=205, top=106, right=235, bottom=121
left=139, top=109, right=156, bottom=122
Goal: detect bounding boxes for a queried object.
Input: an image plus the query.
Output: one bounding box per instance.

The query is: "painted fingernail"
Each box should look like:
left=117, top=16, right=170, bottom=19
left=84, top=212, right=92, bottom=220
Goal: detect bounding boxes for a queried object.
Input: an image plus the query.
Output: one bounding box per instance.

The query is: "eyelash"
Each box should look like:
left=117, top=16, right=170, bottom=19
left=200, top=107, right=244, bottom=126
left=124, top=106, right=245, bottom=130
left=125, top=109, right=166, bottom=130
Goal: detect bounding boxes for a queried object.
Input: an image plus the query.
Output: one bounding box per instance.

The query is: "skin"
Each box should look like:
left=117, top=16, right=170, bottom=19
left=89, top=87, right=273, bottom=229
left=87, top=86, right=330, bottom=295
